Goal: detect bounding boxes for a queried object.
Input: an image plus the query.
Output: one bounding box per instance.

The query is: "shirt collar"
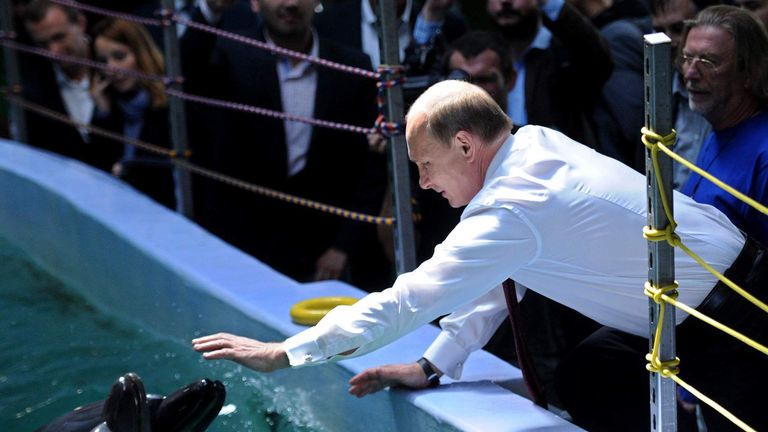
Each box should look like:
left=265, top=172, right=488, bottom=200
left=484, top=134, right=516, bottom=185
left=361, top=0, right=413, bottom=25
left=516, top=25, right=551, bottom=67
left=672, top=70, right=688, bottom=98
left=53, top=64, right=89, bottom=90
left=529, top=25, right=552, bottom=52
left=264, top=28, right=320, bottom=73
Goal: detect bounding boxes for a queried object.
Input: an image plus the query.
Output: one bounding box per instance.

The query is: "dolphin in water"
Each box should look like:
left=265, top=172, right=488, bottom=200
left=35, top=373, right=226, bottom=432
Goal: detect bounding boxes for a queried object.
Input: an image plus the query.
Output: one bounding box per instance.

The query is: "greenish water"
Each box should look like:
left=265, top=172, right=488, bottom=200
left=0, top=236, right=319, bottom=432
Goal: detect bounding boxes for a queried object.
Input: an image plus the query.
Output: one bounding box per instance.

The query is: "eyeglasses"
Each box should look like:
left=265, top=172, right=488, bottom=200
left=680, top=54, right=720, bottom=73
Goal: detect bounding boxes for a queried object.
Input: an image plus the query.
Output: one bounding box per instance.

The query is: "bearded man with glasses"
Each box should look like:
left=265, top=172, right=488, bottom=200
left=679, top=5, right=768, bottom=247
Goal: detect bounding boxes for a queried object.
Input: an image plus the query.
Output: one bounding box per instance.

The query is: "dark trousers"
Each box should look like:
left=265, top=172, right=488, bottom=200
left=555, top=237, right=768, bottom=431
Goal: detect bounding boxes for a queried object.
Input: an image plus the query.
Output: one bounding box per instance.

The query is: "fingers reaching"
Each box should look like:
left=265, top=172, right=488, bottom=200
left=348, top=362, right=432, bottom=398
left=191, top=332, right=290, bottom=372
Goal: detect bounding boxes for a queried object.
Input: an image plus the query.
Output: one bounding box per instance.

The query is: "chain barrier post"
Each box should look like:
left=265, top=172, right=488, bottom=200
left=0, top=1, right=27, bottom=143
left=160, top=0, right=193, bottom=218
left=376, top=0, right=417, bottom=274
left=644, top=32, right=677, bottom=432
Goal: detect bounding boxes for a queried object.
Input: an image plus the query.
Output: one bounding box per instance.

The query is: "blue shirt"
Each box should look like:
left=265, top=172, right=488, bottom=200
left=682, top=111, right=768, bottom=244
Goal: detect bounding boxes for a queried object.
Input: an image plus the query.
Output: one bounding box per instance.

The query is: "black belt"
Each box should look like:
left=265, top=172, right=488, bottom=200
left=695, top=236, right=766, bottom=317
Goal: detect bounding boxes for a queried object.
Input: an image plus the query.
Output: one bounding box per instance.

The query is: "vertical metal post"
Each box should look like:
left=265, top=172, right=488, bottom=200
left=0, top=1, right=27, bottom=143
left=643, top=32, right=677, bottom=432
left=160, top=0, right=193, bottom=218
left=376, top=0, right=417, bottom=274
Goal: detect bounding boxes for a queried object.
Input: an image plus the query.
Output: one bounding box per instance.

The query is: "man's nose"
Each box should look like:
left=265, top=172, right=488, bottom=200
left=48, top=40, right=66, bottom=55
left=417, top=167, right=431, bottom=190
left=682, top=62, right=701, bottom=81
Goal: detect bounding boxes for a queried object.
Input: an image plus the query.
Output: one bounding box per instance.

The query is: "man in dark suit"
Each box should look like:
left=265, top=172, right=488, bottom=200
left=487, top=0, right=613, bottom=150
left=314, top=0, right=467, bottom=75
left=197, top=0, right=389, bottom=289
left=21, top=0, right=117, bottom=172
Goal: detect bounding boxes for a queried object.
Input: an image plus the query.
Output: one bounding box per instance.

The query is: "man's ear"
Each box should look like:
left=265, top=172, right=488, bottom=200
left=454, top=130, right=474, bottom=158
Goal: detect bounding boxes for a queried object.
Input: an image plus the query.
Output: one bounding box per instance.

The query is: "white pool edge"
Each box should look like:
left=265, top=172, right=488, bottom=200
left=0, top=138, right=581, bottom=432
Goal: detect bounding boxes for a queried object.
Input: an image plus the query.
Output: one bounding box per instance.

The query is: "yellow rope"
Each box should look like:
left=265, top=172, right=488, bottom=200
left=669, top=373, right=757, bottom=432
left=660, top=293, right=768, bottom=356
left=649, top=130, right=768, bottom=217
left=642, top=126, right=766, bottom=431
left=644, top=281, right=681, bottom=372
left=641, top=127, right=678, bottom=230
left=641, top=127, right=768, bottom=313
left=676, top=241, right=768, bottom=313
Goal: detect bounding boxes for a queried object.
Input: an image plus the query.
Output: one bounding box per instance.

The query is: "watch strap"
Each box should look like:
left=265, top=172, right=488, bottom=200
left=417, top=357, right=440, bottom=387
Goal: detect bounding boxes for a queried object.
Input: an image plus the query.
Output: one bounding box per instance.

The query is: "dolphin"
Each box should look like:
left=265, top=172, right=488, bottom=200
left=35, top=373, right=226, bottom=432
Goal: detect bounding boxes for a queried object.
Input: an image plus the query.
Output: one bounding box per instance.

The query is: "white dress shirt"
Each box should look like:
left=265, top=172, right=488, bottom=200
left=283, top=126, right=743, bottom=377
left=265, top=31, right=319, bottom=177
left=54, top=65, right=94, bottom=142
left=360, top=0, right=412, bottom=66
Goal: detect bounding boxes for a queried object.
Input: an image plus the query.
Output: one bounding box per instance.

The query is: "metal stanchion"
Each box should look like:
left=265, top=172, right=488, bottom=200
left=644, top=32, right=677, bottom=432
left=376, top=0, right=417, bottom=274
left=0, top=1, right=27, bottom=142
left=160, top=0, right=193, bottom=218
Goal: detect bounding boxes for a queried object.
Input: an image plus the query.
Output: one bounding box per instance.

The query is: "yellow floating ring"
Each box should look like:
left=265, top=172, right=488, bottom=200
left=289, top=296, right=359, bottom=326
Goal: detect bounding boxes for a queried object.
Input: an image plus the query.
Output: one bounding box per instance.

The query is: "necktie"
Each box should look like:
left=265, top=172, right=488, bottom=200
left=502, top=279, right=548, bottom=408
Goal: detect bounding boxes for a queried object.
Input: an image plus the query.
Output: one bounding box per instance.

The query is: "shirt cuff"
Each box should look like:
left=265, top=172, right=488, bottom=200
left=422, top=330, right=471, bottom=380
left=541, top=0, right=565, bottom=21
left=413, top=13, right=443, bottom=45
left=282, top=326, right=327, bottom=367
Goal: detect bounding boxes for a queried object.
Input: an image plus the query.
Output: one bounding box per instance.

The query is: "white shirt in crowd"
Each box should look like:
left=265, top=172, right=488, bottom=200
left=265, top=30, right=319, bottom=177
left=360, top=0, right=413, bottom=66
left=282, top=126, right=743, bottom=378
left=54, top=65, right=94, bottom=142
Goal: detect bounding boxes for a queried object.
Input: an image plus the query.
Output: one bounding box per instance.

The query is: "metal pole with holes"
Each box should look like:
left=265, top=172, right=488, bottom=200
left=160, top=0, right=193, bottom=217
left=0, top=1, right=27, bottom=143
left=375, top=0, right=417, bottom=274
left=644, top=32, right=677, bottom=432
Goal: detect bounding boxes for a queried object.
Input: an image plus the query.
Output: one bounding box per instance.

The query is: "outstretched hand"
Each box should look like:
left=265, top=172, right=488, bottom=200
left=192, top=332, right=289, bottom=372
left=348, top=362, right=434, bottom=398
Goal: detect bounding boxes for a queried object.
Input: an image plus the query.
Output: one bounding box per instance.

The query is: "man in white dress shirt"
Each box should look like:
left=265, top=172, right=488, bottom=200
left=193, top=80, right=767, bottom=431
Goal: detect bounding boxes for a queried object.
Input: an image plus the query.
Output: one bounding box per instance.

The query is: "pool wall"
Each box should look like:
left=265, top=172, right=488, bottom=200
left=0, top=138, right=581, bottom=431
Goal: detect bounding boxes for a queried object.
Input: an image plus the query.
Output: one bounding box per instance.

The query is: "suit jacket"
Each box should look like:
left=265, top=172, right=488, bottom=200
left=91, top=98, right=176, bottom=209
left=20, top=56, right=117, bottom=172
left=199, top=24, right=386, bottom=283
left=313, top=0, right=467, bottom=76
left=590, top=0, right=653, bottom=171
left=314, top=0, right=467, bottom=51
left=524, top=3, right=613, bottom=149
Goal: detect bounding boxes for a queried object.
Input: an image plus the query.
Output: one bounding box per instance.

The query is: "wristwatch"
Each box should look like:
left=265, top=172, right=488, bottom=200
left=417, top=357, right=440, bottom=387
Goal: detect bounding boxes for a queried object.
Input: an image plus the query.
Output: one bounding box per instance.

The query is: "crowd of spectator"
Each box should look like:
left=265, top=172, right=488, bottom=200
left=3, top=0, right=767, bottom=429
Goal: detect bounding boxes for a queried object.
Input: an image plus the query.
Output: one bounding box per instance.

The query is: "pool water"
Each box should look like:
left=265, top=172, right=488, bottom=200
left=0, top=236, right=320, bottom=432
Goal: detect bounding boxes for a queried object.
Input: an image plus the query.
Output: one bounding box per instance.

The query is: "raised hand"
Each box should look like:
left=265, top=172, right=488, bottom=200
left=348, top=362, right=435, bottom=397
left=90, top=72, right=112, bottom=113
left=314, top=247, right=348, bottom=281
left=192, top=332, right=289, bottom=372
